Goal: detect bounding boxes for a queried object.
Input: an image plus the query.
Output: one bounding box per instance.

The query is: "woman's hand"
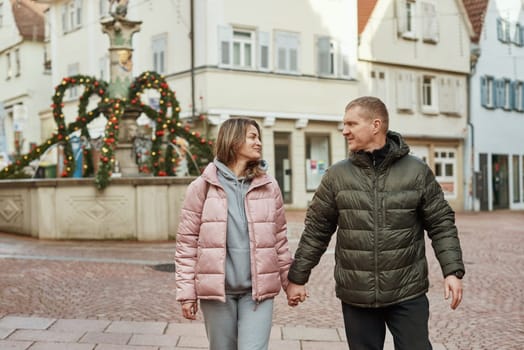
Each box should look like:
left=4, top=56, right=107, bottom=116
left=181, top=301, right=198, bottom=320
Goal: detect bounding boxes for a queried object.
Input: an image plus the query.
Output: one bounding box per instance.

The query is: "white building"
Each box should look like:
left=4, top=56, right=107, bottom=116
left=358, top=0, right=474, bottom=210
left=464, top=0, right=524, bottom=211
left=0, top=0, right=50, bottom=158
left=36, top=0, right=360, bottom=209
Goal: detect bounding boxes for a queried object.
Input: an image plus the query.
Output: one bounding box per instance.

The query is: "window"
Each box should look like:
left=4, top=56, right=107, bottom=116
left=434, top=149, right=456, bottom=198
left=370, top=70, right=387, bottom=102
left=421, top=75, right=438, bottom=113
left=152, top=34, right=167, bottom=74
left=67, top=62, right=79, bottom=99
left=421, top=1, right=439, bottom=43
left=497, top=18, right=510, bottom=43
left=305, top=134, right=330, bottom=191
left=493, top=78, right=511, bottom=109
left=503, top=79, right=512, bottom=110
left=218, top=26, right=268, bottom=70
left=233, top=30, right=254, bottom=68
left=397, top=0, right=417, bottom=39
left=514, top=23, right=524, bottom=46
left=99, top=0, right=110, bottom=18
left=6, top=51, right=11, bottom=80
left=275, top=31, right=299, bottom=74
left=317, top=37, right=350, bottom=78
left=481, top=76, right=495, bottom=108
left=513, top=81, right=524, bottom=112
left=14, top=49, right=20, bottom=77
left=513, top=155, right=520, bottom=203
left=62, top=0, right=82, bottom=33
left=396, top=71, right=416, bottom=111
left=258, top=31, right=270, bottom=71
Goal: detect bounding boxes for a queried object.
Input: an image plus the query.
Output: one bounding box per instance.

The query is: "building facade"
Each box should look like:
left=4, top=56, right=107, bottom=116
left=0, top=0, right=49, bottom=162
left=358, top=0, right=474, bottom=210
left=36, top=0, right=360, bottom=209
left=464, top=0, right=524, bottom=211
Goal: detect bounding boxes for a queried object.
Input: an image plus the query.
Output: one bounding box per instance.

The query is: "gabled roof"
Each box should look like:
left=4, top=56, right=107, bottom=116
left=462, top=0, right=489, bottom=43
left=358, top=0, right=378, bottom=35
left=10, top=0, right=48, bottom=42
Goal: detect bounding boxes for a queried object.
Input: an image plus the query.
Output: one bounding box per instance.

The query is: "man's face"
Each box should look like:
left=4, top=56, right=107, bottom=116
left=342, top=106, right=376, bottom=153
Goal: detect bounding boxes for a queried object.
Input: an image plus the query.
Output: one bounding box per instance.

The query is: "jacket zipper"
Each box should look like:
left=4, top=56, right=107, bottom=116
left=372, top=160, right=379, bottom=307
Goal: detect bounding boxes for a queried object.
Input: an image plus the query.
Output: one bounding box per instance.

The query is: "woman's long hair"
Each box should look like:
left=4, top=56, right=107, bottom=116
left=214, top=118, right=265, bottom=178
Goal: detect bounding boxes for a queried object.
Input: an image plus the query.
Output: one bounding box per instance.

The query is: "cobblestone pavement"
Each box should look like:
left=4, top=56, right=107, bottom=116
left=0, top=210, right=523, bottom=349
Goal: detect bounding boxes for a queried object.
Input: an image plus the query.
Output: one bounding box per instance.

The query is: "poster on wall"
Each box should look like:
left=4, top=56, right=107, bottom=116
left=306, top=159, right=326, bottom=190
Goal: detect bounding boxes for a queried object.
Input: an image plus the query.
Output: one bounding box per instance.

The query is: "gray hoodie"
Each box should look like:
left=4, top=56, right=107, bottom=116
left=214, top=159, right=267, bottom=294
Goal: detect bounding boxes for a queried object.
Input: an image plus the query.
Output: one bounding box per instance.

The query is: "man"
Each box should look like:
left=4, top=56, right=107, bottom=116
left=286, top=96, right=464, bottom=350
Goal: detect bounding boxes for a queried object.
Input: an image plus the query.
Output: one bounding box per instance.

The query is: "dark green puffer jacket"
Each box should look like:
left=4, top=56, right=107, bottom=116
left=288, top=131, right=464, bottom=308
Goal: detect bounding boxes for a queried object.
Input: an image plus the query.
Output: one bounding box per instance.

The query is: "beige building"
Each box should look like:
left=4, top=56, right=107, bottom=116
left=0, top=0, right=50, bottom=158
left=358, top=0, right=474, bottom=210
left=36, top=0, right=360, bottom=209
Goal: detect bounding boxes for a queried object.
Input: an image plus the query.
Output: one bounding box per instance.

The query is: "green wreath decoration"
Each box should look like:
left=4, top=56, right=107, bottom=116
left=0, top=72, right=213, bottom=190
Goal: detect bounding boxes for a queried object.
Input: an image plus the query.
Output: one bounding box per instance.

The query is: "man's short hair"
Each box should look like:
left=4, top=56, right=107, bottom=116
left=345, top=96, right=389, bottom=132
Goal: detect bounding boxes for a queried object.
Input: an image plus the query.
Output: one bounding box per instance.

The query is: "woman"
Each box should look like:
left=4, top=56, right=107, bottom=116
left=175, top=118, right=293, bottom=350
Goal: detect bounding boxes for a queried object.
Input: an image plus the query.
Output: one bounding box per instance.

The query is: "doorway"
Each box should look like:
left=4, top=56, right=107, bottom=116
left=274, top=132, right=292, bottom=204
left=492, top=154, right=509, bottom=209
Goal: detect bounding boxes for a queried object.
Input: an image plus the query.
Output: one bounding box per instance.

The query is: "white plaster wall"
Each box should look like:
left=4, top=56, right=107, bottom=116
left=469, top=0, right=524, bottom=210
left=359, top=0, right=472, bottom=73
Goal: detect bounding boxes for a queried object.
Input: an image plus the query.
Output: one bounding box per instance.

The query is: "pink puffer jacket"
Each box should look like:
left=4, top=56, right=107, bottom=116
left=175, top=163, right=293, bottom=303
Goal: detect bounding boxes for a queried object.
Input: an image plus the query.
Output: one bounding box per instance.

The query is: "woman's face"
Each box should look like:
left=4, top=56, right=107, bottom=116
left=237, top=125, right=262, bottom=162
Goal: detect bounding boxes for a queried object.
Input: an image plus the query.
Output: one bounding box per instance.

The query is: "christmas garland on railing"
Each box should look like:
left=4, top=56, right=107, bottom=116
left=0, top=72, right=213, bottom=190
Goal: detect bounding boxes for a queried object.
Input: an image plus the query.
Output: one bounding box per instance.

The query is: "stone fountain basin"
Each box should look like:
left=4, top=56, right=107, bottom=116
left=0, top=177, right=193, bottom=241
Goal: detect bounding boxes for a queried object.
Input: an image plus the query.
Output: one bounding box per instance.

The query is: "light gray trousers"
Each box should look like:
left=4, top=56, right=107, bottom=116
left=200, top=293, right=274, bottom=350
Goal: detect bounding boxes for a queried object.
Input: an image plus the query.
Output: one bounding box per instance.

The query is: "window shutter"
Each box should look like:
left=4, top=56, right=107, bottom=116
left=438, top=78, right=448, bottom=112
left=62, top=4, right=68, bottom=32
left=396, top=71, right=410, bottom=110
left=218, top=25, right=232, bottom=66
left=422, top=2, right=438, bottom=42
left=454, top=78, right=464, bottom=116
left=75, top=0, right=82, bottom=27
left=317, top=36, right=331, bottom=75
left=410, top=73, right=417, bottom=111
left=496, top=79, right=504, bottom=108
left=258, top=31, right=270, bottom=70
left=396, top=0, right=407, bottom=35
left=289, top=34, right=299, bottom=73
left=520, top=82, right=524, bottom=111
left=480, top=76, right=487, bottom=107
left=497, top=18, right=503, bottom=41
left=339, top=42, right=351, bottom=78
left=510, top=81, right=516, bottom=110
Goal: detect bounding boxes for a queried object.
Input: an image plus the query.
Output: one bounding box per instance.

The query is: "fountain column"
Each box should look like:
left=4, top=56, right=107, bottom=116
left=101, top=14, right=142, bottom=176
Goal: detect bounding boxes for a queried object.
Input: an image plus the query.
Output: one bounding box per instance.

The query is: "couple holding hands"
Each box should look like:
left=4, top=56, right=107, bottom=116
left=175, top=97, right=464, bottom=350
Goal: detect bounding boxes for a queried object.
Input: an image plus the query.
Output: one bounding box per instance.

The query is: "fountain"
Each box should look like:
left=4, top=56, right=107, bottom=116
left=0, top=1, right=213, bottom=240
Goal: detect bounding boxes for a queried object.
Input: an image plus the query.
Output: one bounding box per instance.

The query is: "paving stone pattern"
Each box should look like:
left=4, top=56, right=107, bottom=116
left=0, top=210, right=523, bottom=349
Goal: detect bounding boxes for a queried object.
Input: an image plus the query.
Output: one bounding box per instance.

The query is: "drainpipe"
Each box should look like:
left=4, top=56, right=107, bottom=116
left=467, top=46, right=480, bottom=211
left=190, top=0, right=196, bottom=121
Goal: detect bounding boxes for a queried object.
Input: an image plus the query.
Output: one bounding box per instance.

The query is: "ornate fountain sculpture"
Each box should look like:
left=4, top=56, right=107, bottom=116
left=0, top=0, right=213, bottom=189
left=101, top=0, right=142, bottom=175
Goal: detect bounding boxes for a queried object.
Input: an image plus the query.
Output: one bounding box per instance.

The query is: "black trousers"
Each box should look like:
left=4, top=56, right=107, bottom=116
left=341, top=294, right=432, bottom=350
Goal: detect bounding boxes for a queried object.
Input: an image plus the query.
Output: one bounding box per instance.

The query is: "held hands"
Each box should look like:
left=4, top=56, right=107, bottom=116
left=444, top=275, right=463, bottom=310
left=181, top=301, right=198, bottom=320
left=286, top=282, right=308, bottom=307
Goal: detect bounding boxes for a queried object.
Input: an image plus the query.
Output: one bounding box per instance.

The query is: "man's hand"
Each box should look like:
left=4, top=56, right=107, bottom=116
left=181, top=301, right=198, bottom=320
left=286, top=282, right=308, bottom=307
left=444, top=275, right=463, bottom=310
